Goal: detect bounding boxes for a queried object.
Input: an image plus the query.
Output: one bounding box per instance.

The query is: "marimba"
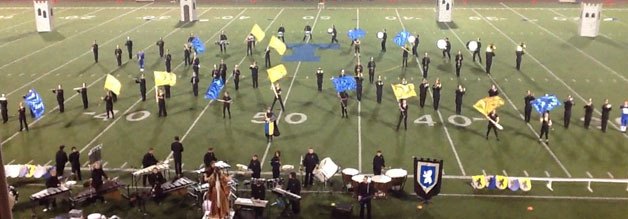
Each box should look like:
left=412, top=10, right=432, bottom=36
left=71, top=180, right=125, bottom=205
left=161, top=177, right=195, bottom=196
left=30, top=187, right=71, bottom=202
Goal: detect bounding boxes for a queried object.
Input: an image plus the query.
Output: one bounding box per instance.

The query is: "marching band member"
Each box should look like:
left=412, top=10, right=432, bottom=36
left=620, top=100, right=628, bottom=133
left=142, top=148, right=158, bottom=186
left=278, top=24, right=286, bottom=42
left=402, top=46, right=409, bottom=67
left=515, top=42, right=526, bottom=71
left=125, top=36, right=133, bottom=60
left=1, top=94, right=8, bottom=123
left=375, top=75, right=384, bottom=104
left=432, top=78, right=442, bottom=111
left=90, top=162, right=109, bottom=203
left=156, top=37, right=165, bottom=58
left=455, top=50, right=463, bottom=77
left=75, top=83, right=89, bottom=109
left=264, top=107, right=278, bottom=142
left=473, top=38, right=482, bottom=63
left=338, top=91, right=349, bottom=118
left=455, top=84, right=466, bottom=115
left=17, top=102, right=28, bottom=131
left=419, top=78, right=429, bottom=108
left=69, top=147, right=82, bottom=181
left=421, top=53, right=430, bottom=78
left=583, top=98, right=594, bottom=129
left=171, top=136, right=184, bottom=177
left=246, top=33, right=255, bottom=56
left=316, top=67, right=324, bottom=92
left=148, top=167, right=166, bottom=203
left=157, top=89, right=167, bottom=117
left=331, top=24, right=338, bottom=44
left=367, top=57, right=376, bottom=84
left=52, top=84, right=64, bottom=113
left=42, top=169, right=61, bottom=212
left=302, top=148, right=319, bottom=188
left=233, top=65, right=241, bottom=90
left=248, top=154, right=261, bottom=179
left=486, top=110, right=500, bottom=141
left=165, top=49, right=172, bottom=72
left=353, top=38, right=361, bottom=56
left=191, top=72, right=199, bottom=97
left=485, top=43, right=496, bottom=74
left=442, top=37, right=451, bottom=61
left=251, top=178, right=266, bottom=217
left=203, top=147, right=218, bottom=168
left=271, top=83, right=286, bottom=111
left=265, top=47, right=271, bottom=67
left=92, top=40, right=98, bottom=63
left=380, top=29, right=387, bottom=52
left=303, top=23, right=312, bottom=42
left=271, top=150, right=282, bottom=179
left=412, top=34, right=420, bottom=57
left=183, top=44, right=192, bottom=66
left=563, top=95, right=575, bottom=128
left=114, top=45, right=122, bottom=66
left=55, top=145, right=68, bottom=177
left=219, top=31, right=228, bottom=54
left=396, top=99, right=408, bottom=131
left=357, top=176, right=375, bottom=219
left=250, top=61, right=259, bottom=88
left=524, top=90, right=535, bottom=123
left=286, top=172, right=301, bottom=214
left=372, top=151, right=385, bottom=175
left=135, top=74, right=147, bottom=101
left=539, top=111, right=552, bottom=143
left=601, top=99, right=612, bottom=133
left=355, top=73, right=364, bottom=102
left=219, top=59, right=228, bottom=84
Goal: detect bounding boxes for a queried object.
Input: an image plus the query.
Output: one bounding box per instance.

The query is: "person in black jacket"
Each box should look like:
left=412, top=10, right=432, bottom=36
left=219, top=59, right=227, bottom=84
left=372, top=151, right=385, bottom=175
left=524, top=90, right=535, bottom=123
left=302, top=148, right=319, bottom=187
left=357, top=176, right=375, bottom=219
left=432, top=79, right=442, bottom=111
left=485, top=43, right=496, bottom=74
left=203, top=147, right=217, bottom=168
left=17, top=102, right=28, bottom=131
left=367, top=57, right=376, bottom=84
left=563, top=95, right=574, bottom=128
left=142, top=148, right=158, bottom=186
left=401, top=46, right=409, bottom=68
left=442, top=37, right=451, bottom=61
left=218, top=92, right=232, bottom=119
left=455, top=50, right=463, bottom=77
left=338, top=91, right=349, bottom=118
left=165, top=49, right=172, bottom=72
left=55, top=145, right=68, bottom=177
left=380, top=29, right=387, bottom=52
left=114, top=45, right=122, bottom=66
left=375, top=75, right=383, bottom=104
left=92, top=40, right=99, bottom=63
left=135, top=74, right=147, bottom=101
left=91, top=162, right=108, bottom=202
left=411, top=34, right=420, bottom=57
left=125, top=36, right=133, bottom=60
left=264, top=47, right=271, bottom=67
left=330, top=24, right=338, bottom=44
left=148, top=167, right=166, bottom=203
left=156, top=37, right=165, bottom=58
left=472, top=38, right=482, bottom=63
left=157, top=89, right=167, bottom=117
left=270, top=150, right=281, bottom=179
left=396, top=99, right=408, bottom=131
left=233, top=65, right=241, bottom=90
left=421, top=53, right=430, bottom=78
left=43, top=169, right=61, bottom=212
left=248, top=155, right=261, bottom=179
left=271, top=84, right=285, bottom=111
left=315, top=67, right=324, bottom=92
left=601, top=99, right=612, bottom=132
left=583, top=98, right=594, bottom=129
left=455, top=84, right=466, bottom=115
left=191, top=72, right=199, bottom=97
left=250, top=179, right=266, bottom=217
left=0, top=94, right=8, bottom=123
left=184, top=44, right=192, bottom=66
left=285, top=172, right=301, bottom=214
left=192, top=53, right=200, bottom=75
left=171, top=136, right=184, bottom=177
left=69, top=147, right=81, bottom=181
left=75, top=83, right=89, bottom=109
left=250, top=61, right=259, bottom=88
left=52, top=84, right=64, bottom=113
left=419, top=79, right=429, bottom=108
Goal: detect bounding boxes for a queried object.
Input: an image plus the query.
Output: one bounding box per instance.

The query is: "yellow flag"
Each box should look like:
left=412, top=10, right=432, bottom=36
left=496, top=175, right=509, bottom=190
left=267, top=64, right=287, bottom=83
left=250, top=24, right=265, bottom=43
left=472, top=175, right=488, bottom=189
left=269, top=35, right=286, bottom=55
left=154, top=71, right=177, bottom=86
left=104, top=74, right=121, bottom=95
left=473, top=96, right=505, bottom=116
left=391, top=84, right=417, bottom=100
left=519, top=178, right=532, bottom=191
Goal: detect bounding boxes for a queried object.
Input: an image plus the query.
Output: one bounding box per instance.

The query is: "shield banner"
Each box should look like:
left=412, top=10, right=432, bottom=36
left=413, top=157, right=443, bottom=201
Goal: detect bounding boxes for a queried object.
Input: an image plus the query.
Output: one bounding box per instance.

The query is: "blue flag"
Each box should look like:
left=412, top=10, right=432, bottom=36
left=191, top=37, right=205, bottom=54
left=332, top=75, right=357, bottom=93
left=347, top=28, right=366, bottom=40
left=24, top=89, right=45, bottom=119
left=393, top=30, right=411, bottom=47
left=532, top=94, right=561, bottom=114
left=204, top=79, right=224, bottom=100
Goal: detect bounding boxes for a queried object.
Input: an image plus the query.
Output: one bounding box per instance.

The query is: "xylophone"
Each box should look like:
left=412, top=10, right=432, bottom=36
left=71, top=180, right=125, bottom=205
left=162, top=177, right=195, bottom=196
left=30, top=186, right=71, bottom=203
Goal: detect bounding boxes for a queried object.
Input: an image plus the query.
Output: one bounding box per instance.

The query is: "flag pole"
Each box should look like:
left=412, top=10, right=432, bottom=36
left=0, top=137, right=14, bottom=219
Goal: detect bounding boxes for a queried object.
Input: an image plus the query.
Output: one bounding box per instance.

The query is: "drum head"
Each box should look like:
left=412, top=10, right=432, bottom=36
left=408, top=35, right=416, bottom=44
left=352, top=175, right=371, bottom=183
left=305, top=31, right=311, bottom=34
left=385, top=169, right=408, bottom=178
left=281, top=165, right=294, bottom=171
left=467, top=41, right=478, bottom=51
left=87, top=213, right=104, bottom=219
left=376, top=32, right=384, bottom=39
left=372, top=175, right=391, bottom=183
left=342, top=168, right=359, bottom=175
left=437, top=39, right=447, bottom=49
left=278, top=32, right=284, bottom=37
left=327, top=28, right=333, bottom=34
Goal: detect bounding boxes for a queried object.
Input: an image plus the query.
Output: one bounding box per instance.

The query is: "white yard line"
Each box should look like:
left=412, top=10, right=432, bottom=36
left=261, top=8, right=322, bottom=168
left=3, top=3, right=155, bottom=97
left=502, top=3, right=628, bottom=83
left=474, top=8, right=628, bottom=139
left=356, top=8, right=363, bottom=172
left=445, top=9, right=573, bottom=177
left=0, top=8, right=105, bottom=48
left=395, top=8, right=466, bottom=176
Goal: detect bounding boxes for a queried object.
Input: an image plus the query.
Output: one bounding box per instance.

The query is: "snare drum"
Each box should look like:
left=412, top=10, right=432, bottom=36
left=385, top=169, right=408, bottom=191
left=278, top=31, right=284, bottom=37
left=305, top=31, right=311, bottom=35
left=341, top=168, right=359, bottom=189
left=371, top=175, right=391, bottom=198
left=281, top=165, right=294, bottom=172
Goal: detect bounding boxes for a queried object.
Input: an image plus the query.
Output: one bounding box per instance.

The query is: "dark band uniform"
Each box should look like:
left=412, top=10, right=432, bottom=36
left=524, top=94, right=535, bottom=123
left=563, top=98, right=574, bottom=128
left=248, top=159, right=261, bottom=179
left=302, top=152, right=319, bottom=187
left=358, top=180, right=375, bottom=219
left=372, top=155, right=385, bottom=175
left=142, top=152, right=158, bottom=186
left=419, top=82, right=429, bottom=108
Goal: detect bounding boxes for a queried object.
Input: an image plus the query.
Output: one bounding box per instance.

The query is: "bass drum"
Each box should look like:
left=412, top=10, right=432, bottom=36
left=376, top=32, right=384, bottom=39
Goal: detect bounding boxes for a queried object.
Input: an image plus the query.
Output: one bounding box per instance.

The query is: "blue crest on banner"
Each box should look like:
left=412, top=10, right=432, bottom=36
left=24, top=89, right=45, bottom=119
left=332, top=75, right=357, bottom=93
left=418, top=163, right=439, bottom=194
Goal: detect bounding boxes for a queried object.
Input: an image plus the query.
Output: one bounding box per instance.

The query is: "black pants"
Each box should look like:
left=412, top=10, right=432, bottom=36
left=19, top=117, right=28, bottom=131
left=158, top=103, right=167, bottom=117
left=82, top=97, right=89, bottom=109
left=486, top=60, right=493, bottom=73
left=516, top=55, right=522, bottom=70
left=106, top=107, right=114, bottom=119
left=305, top=170, right=314, bottom=186
left=402, top=57, right=408, bottom=67
left=584, top=114, right=592, bottom=129
left=422, top=66, right=429, bottom=78
left=159, top=48, right=164, bottom=57
left=265, top=56, right=271, bottom=68
left=303, top=33, right=311, bottom=42
left=220, top=44, right=227, bottom=53
left=184, top=55, right=190, bottom=66
left=419, top=95, right=426, bottom=108
left=223, top=105, right=231, bottom=118
left=442, top=50, right=451, bottom=60
left=524, top=107, right=532, bottom=123
left=116, top=56, right=122, bottom=66
left=247, top=45, right=253, bottom=56
left=473, top=51, right=482, bottom=63
left=166, top=63, right=171, bottom=73
left=58, top=100, right=64, bottom=113
left=368, top=70, right=374, bottom=84
left=234, top=79, right=240, bottom=90
left=396, top=112, right=407, bottom=130
left=272, top=95, right=285, bottom=111
left=331, top=35, right=338, bottom=43
left=455, top=102, right=462, bottom=115
left=317, top=79, right=323, bottom=92
left=433, top=97, right=440, bottom=110
left=486, top=124, right=499, bottom=139
left=412, top=46, right=418, bottom=56
left=341, top=104, right=348, bottom=118
left=94, top=52, right=98, bottom=63
left=56, top=164, right=65, bottom=177
left=1, top=110, right=7, bottom=123
left=252, top=76, right=258, bottom=88
left=373, top=168, right=382, bottom=176
left=381, top=40, right=386, bottom=52
left=356, top=86, right=362, bottom=101
left=354, top=46, right=360, bottom=55
left=192, top=84, right=198, bottom=96
left=127, top=48, right=132, bottom=59
left=601, top=116, right=609, bottom=132
left=72, top=165, right=82, bottom=181
left=376, top=91, right=382, bottom=104
left=193, top=66, right=199, bottom=75
left=164, top=85, right=171, bottom=98
left=539, top=125, right=549, bottom=140
left=359, top=200, right=372, bottom=219
left=563, top=112, right=571, bottom=128
left=174, top=159, right=182, bottom=176
left=456, top=65, right=462, bottom=77
left=290, top=200, right=300, bottom=214
left=140, top=89, right=146, bottom=101
left=272, top=168, right=280, bottom=179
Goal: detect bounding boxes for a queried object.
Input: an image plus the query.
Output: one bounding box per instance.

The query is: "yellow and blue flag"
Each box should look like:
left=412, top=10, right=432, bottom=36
left=267, top=64, right=287, bottom=83
left=250, top=24, right=265, bottom=43
left=391, top=83, right=417, bottom=100
left=473, top=96, right=505, bottom=116
left=154, top=71, right=177, bottom=86
left=104, top=74, right=121, bottom=95
left=269, top=35, right=286, bottom=55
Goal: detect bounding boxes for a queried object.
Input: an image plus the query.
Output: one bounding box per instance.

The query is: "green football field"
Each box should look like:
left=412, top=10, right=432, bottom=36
left=1, top=1, right=627, bottom=218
